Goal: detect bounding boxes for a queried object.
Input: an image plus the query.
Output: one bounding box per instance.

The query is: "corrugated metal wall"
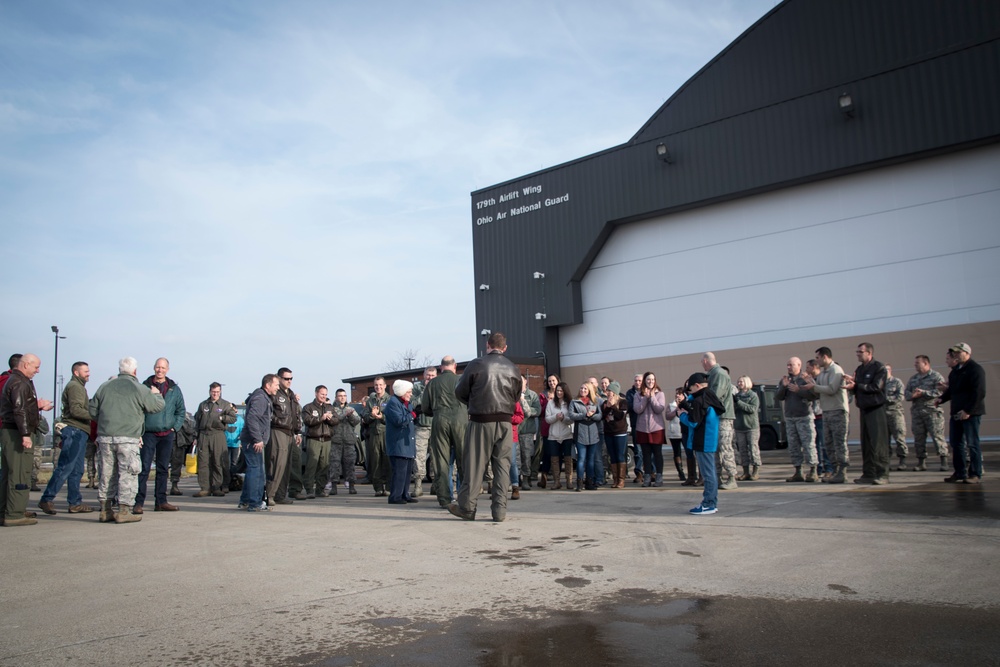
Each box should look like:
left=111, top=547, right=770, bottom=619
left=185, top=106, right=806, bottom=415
left=470, top=0, right=1000, bottom=367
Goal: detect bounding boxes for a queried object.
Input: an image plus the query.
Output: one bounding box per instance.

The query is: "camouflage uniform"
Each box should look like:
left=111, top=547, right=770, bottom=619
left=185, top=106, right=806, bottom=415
left=328, top=403, right=361, bottom=491
left=707, top=364, right=738, bottom=487
left=30, top=417, right=50, bottom=490
left=776, top=374, right=818, bottom=468
left=905, top=369, right=948, bottom=461
left=96, top=436, right=140, bottom=506
left=884, top=376, right=907, bottom=458
left=363, top=392, right=391, bottom=495
left=85, top=438, right=98, bottom=488
left=410, top=381, right=432, bottom=496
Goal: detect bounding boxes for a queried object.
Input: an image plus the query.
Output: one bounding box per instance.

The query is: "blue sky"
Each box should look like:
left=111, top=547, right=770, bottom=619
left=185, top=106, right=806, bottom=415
left=1, top=0, right=778, bottom=407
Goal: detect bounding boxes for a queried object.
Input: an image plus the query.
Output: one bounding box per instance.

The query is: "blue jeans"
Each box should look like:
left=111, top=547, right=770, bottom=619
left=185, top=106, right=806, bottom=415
left=137, top=431, right=174, bottom=507
left=694, top=450, right=718, bottom=509
left=240, top=443, right=266, bottom=508
left=575, top=442, right=597, bottom=483
left=605, top=433, right=628, bottom=464
left=510, top=438, right=520, bottom=485
left=950, top=415, right=982, bottom=479
left=41, top=425, right=88, bottom=506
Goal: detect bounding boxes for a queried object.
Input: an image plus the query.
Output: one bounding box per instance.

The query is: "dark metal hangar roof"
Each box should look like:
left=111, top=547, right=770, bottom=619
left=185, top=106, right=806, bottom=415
left=469, top=0, right=1000, bottom=369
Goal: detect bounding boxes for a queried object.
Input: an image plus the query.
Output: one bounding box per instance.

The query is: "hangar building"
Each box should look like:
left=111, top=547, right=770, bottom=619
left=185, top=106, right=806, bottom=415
left=468, top=0, right=999, bottom=436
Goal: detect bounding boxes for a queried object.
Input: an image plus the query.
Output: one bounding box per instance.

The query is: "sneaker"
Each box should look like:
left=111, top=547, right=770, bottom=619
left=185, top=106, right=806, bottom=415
left=247, top=503, right=270, bottom=512
left=689, top=504, right=718, bottom=515
left=237, top=502, right=248, bottom=509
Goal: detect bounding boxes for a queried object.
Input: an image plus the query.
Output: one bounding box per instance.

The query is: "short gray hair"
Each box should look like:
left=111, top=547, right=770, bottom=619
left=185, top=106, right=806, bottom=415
left=119, top=357, right=138, bottom=374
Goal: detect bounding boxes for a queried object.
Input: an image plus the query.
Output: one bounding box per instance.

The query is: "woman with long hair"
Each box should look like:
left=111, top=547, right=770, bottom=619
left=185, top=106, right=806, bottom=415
left=544, top=381, right=574, bottom=490
left=569, top=380, right=602, bottom=491
left=537, top=374, right=559, bottom=488
left=601, top=382, right=629, bottom=488
left=631, top=371, right=667, bottom=487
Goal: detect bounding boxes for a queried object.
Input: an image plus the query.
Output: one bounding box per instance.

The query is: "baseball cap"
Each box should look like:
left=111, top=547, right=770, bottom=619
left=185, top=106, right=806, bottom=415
left=949, top=342, right=972, bottom=355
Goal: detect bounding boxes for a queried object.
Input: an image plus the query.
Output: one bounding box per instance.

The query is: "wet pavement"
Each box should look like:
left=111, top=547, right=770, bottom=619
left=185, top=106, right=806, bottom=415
left=1, top=446, right=998, bottom=666
left=319, top=590, right=1000, bottom=667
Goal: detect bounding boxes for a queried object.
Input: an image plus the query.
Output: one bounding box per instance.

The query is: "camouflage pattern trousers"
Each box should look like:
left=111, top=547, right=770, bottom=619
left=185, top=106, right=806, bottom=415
left=822, top=409, right=850, bottom=466
left=413, top=425, right=430, bottom=486
left=716, top=419, right=738, bottom=481
left=911, top=407, right=949, bottom=459
left=735, top=429, right=761, bottom=466
left=97, top=436, right=142, bottom=506
left=886, top=406, right=907, bottom=457
left=786, top=416, right=817, bottom=467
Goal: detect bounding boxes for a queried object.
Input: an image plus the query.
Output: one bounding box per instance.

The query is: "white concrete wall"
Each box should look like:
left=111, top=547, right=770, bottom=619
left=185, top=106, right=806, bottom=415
left=560, top=143, right=1000, bottom=367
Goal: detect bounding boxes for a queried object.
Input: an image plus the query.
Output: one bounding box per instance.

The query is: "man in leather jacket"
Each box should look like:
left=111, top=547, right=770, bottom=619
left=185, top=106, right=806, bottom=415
left=0, top=354, right=53, bottom=526
left=844, top=342, right=889, bottom=484
left=267, top=368, right=302, bottom=505
left=449, top=332, right=521, bottom=523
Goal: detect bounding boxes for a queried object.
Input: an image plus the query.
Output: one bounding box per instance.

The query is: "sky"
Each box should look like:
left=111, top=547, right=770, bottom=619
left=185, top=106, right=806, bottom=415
left=0, top=0, right=779, bottom=410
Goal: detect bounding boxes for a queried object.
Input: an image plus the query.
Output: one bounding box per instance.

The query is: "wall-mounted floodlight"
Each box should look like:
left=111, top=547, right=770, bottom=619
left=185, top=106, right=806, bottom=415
left=534, top=313, right=547, bottom=320
left=479, top=284, right=490, bottom=291
left=533, top=272, right=545, bottom=279
left=480, top=328, right=491, bottom=336
left=838, top=92, right=855, bottom=118
left=655, top=143, right=673, bottom=163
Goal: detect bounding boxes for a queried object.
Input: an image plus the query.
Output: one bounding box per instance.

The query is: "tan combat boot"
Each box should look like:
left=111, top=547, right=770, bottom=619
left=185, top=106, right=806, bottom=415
left=804, top=466, right=819, bottom=482
left=114, top=505, right=142, bottom=524
left=785, top=466, right=804, bottom=482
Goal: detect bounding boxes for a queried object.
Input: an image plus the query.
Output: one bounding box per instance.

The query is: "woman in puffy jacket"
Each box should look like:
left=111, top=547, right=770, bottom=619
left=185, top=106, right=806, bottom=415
left=632, top=371, right=667, bottom=487
left=544, top=381, right=573, bottom=490
left=569, top=381, right=603, bottom=491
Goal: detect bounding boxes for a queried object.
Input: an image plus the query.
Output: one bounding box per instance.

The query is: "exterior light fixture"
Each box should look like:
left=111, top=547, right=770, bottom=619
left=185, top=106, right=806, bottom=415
left=533, top=272, right=545, bottom=279
left=534, top=313, right=547, bottom=320
left=838, top=92, right=855, bottom=118
left=480, top=328, right=491, bottom=336
left=655, top=143, right=673, bottom=163
left=478, top=284, right=490, bottom=291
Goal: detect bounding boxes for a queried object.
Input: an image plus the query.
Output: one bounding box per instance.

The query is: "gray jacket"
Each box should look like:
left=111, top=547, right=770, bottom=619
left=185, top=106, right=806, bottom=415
left=568, top=398, right=602, bottom=445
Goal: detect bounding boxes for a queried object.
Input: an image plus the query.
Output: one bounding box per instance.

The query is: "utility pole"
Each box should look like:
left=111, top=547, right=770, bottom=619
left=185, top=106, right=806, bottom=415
left=51, top=326, right=66, bottom=419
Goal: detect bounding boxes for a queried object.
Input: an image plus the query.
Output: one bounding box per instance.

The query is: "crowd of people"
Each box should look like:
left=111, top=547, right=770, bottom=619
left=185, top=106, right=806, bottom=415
left=0, top=336, right=987, bottom=526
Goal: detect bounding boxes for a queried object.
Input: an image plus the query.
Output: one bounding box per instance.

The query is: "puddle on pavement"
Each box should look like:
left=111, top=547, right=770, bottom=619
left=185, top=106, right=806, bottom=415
left=313, top=590, right=1000, bottom=667
left=866, top=482, right=998, bottom=519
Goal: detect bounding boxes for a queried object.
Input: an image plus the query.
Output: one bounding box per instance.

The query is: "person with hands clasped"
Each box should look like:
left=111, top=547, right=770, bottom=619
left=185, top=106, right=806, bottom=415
left=544, top=381, right=574, bottom=490
left=631, top=372, right=667, bottom=487
left=569, top=380, right=603, bottom=491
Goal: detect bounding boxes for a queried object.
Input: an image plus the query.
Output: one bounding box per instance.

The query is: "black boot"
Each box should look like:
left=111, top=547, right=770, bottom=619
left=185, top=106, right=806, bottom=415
left=674, top=455, right=686, bottom=481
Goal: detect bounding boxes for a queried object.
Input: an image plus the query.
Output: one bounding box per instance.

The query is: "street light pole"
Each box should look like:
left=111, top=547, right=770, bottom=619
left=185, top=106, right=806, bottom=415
left=51, top=326, right=65, bottom=419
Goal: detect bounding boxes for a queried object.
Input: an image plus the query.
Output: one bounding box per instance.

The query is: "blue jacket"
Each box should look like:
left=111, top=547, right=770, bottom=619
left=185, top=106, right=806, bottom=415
left=385, top=395, right=416, bottom=458
left=679, top=388, right=725, bottom=453
left=226, top=414, right=245, bottom=449
left=141, top=376, right=186, bottom=433
left=241, top=388, right=273, bottom=446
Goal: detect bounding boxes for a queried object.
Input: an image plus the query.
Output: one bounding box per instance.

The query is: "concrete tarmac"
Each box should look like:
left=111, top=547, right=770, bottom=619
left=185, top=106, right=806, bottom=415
left=1, top=447, right=998, bottom=666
